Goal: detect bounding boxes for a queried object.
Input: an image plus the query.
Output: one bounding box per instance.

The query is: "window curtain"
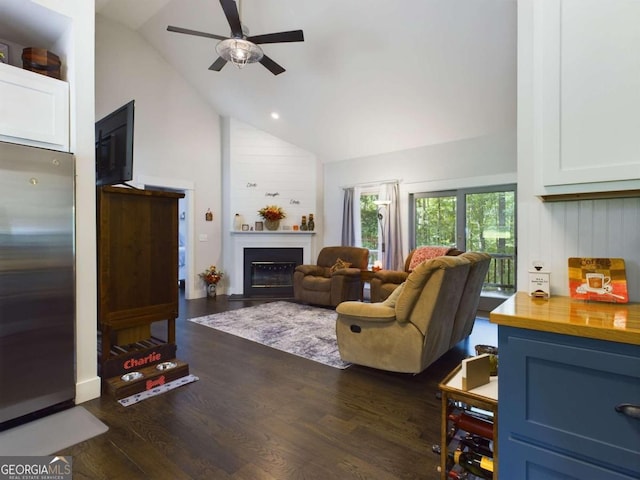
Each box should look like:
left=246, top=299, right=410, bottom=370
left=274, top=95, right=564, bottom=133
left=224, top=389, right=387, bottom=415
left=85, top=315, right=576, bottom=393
left=382, top=182, right=403, bottom=270
left=341, top=187, right=355, bottom=245
left=352, top=186, right=362, bottom=246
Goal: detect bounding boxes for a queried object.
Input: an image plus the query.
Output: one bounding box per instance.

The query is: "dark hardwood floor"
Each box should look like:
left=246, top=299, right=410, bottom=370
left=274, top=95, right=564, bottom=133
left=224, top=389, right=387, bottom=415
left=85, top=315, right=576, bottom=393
left=59, top=293, right=497, bottom=479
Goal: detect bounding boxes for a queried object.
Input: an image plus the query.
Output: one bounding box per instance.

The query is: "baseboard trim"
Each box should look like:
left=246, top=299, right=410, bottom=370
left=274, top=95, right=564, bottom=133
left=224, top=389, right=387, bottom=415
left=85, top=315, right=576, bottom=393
left=75, top=376, right=101, bottom=403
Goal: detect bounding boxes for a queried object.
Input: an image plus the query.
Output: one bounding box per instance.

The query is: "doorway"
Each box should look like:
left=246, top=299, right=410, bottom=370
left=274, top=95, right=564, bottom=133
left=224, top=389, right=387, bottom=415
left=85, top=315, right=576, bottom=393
left=178, top=196, right=186, bottom=288
left=139, top=176, right=196, bottom=300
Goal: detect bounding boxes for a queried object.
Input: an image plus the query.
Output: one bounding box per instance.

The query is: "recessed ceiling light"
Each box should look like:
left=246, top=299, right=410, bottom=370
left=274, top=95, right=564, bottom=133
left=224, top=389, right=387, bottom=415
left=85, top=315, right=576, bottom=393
left=271, top=112, right=280, bottom=120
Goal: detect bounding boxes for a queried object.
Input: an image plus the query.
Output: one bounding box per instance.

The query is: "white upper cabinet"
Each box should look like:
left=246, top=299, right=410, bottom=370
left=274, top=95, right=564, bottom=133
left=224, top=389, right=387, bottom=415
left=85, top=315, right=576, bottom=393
left=0, top=62, right=69, bottom=152
left=526, top=0, right=640, bottom=197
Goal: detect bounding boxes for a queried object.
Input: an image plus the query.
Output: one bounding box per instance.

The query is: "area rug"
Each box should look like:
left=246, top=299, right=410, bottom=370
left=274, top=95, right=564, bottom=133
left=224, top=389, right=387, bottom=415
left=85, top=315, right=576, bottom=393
left=0, top=406, right=108, bottom=456
left=188, top=301, right=349, bottom=369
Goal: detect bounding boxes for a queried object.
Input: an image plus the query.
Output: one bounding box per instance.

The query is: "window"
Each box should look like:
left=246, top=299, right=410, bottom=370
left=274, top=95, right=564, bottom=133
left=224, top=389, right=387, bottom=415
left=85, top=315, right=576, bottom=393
left=413, top=192, right=457, bottom=247
left=360, top=191, right=379, bottom=267
left=410, top=185, right=516, bottom=300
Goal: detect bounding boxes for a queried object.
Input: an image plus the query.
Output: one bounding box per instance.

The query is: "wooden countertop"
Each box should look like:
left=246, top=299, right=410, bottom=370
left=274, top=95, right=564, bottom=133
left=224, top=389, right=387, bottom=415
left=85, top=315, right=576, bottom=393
left=490, top=292, right=640, bottom=346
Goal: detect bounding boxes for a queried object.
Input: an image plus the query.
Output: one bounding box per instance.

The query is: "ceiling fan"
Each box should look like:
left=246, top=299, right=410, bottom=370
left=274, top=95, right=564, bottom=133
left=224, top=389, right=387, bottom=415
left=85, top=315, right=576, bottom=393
left=167, top=0, right=304, bottom=75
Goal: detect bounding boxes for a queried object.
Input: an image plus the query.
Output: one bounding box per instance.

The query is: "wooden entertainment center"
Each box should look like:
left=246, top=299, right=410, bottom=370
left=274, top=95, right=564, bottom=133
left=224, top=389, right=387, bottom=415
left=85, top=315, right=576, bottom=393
left=97, top=186, right=186, bottom=397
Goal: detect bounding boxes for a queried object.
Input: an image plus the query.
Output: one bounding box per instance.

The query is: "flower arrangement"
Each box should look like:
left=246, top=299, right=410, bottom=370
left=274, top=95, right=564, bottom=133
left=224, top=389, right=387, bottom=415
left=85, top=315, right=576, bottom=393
left=199, top=265, right=224, bottom=285
left=258, top=205, right=286, bottom=221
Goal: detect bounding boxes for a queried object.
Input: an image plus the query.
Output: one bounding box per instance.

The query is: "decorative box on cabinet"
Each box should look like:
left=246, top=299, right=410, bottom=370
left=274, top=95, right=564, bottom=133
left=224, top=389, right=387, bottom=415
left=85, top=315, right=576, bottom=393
left=97, top=186, right=184, bottom=366
left=491, top=294, right=640, bottom=479
left=439, top=366, right=498, bottom=479
left=521, top=0, right=640, bottom=198
left=0, top=62, right=69, bottom=152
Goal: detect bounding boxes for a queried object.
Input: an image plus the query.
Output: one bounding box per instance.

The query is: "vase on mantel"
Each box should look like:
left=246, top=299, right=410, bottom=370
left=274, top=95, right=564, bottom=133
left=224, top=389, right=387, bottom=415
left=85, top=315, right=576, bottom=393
left=233, top=213, right=244, bottom=231
left=207, top=283, right=217, bottom=298
left=264, top=219, right=280, bottom=231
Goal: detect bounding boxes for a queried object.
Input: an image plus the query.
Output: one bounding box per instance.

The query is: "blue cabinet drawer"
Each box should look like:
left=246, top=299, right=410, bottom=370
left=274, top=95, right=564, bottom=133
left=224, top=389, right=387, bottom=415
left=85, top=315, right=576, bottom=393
left=498, top=327, right=640, bottom=478
left=502, top=438, right=639, bottom=480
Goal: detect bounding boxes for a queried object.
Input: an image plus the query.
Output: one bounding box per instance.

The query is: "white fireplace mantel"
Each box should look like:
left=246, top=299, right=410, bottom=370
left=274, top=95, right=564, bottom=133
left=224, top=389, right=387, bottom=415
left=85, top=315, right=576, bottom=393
left=229, top=231, right=316, bottom=295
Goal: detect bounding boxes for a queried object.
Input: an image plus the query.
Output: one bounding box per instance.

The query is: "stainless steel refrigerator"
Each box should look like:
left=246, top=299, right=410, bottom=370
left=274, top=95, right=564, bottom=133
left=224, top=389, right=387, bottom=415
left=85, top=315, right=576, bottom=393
left=0, top=141, right=75, bottom=430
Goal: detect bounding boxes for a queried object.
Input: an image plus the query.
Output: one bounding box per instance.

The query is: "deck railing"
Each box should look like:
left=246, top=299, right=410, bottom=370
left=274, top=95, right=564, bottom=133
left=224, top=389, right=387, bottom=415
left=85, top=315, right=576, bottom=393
left=484, top=253, right=516, bottom=292
left=365, top=247, right=516, bottom=292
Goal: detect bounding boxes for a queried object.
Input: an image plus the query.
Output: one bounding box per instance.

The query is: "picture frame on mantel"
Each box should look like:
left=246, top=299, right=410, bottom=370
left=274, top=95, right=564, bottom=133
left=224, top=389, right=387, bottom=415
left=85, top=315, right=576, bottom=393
left=255, top=221, right=263, bottom=231
left=0, top=43, right=8, bottom=64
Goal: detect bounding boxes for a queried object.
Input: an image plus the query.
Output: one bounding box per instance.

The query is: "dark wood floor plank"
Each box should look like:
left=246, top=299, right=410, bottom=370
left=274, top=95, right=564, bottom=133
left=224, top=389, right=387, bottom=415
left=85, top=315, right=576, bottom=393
left=57, top=294, right=497, bottom=479
left=231, top=463, right=280, bottom=480
left=337, top=452, right=409, bottom=480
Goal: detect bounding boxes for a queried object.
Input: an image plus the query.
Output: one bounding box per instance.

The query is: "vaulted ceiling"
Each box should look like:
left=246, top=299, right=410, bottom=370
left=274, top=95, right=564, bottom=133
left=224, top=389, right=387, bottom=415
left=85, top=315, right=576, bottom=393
left=105, top=1, right=517, bottom=162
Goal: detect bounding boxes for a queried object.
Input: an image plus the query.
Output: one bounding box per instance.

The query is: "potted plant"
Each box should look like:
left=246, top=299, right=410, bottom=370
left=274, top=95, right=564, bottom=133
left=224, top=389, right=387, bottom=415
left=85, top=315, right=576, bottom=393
left=257, top=205, right=286, bottom=230
left=199, top=265, right=224, bottom=297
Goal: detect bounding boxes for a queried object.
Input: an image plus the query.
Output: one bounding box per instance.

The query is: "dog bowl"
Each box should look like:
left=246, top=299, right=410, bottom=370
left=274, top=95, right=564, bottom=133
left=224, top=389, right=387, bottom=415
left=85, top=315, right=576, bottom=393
left=121, top=371, right=143, bottom=382
left=156, top=361, right=178, bottom=371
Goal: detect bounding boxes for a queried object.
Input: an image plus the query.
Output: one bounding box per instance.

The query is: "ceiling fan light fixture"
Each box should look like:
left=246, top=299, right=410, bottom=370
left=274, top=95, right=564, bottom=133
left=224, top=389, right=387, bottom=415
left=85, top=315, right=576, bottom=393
left=216, top=38, right=263, bottom=69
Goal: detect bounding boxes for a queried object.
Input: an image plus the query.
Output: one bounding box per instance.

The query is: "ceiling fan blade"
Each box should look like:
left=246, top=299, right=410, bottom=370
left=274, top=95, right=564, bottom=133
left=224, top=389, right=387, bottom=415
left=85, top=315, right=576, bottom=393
left=260, top=55, right=286, bottom=76
left=167, top=26, right=227, bottom=41
left=248, top=30, right=304, bottom=45
left=209, top=57, right=228, bottom=71
left=219, top=0, right=243, bottom=38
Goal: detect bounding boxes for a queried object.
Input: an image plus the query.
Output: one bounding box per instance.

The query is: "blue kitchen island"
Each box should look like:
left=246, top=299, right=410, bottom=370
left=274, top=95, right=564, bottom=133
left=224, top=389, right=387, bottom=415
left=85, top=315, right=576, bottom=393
left=490, top=293, right=640, bottom=479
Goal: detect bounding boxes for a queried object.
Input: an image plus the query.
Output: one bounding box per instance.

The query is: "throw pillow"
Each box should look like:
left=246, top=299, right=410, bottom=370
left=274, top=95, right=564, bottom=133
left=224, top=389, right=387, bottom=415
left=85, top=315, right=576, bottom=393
left=330, top=258, right=352, bottom=273
left=408, top=246, right=453, bottom=271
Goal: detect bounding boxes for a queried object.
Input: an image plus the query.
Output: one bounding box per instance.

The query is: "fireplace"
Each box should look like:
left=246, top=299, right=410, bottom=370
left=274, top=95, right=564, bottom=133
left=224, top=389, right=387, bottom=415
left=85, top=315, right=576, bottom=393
left=230, top=231, right=314, bottom=297
left=243, top=248, right=303, bottom=297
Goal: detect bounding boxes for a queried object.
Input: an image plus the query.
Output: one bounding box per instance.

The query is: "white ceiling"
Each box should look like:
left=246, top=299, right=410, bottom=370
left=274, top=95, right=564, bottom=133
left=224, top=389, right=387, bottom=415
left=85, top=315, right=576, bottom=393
left=102, top=0, right=516, bottom=162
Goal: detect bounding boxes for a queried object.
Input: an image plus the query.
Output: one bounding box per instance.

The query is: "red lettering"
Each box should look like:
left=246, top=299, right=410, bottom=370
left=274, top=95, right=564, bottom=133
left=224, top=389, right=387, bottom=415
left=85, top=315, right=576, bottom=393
left=123, top=351, right=163, bottom=370
left=146, top=376, right=165, bottom=390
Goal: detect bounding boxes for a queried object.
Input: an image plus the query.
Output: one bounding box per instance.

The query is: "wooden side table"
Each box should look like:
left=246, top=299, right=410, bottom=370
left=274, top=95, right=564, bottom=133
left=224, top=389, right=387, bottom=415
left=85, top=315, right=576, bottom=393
left=438, top=365, right=499, bottom=479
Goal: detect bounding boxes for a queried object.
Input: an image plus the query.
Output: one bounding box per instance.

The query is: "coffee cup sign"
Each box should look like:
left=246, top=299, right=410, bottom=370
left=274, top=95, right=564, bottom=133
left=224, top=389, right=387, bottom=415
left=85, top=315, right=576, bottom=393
left=568, top=257, right=629, bottom=303
left=585, top=272, right=611, bottom=291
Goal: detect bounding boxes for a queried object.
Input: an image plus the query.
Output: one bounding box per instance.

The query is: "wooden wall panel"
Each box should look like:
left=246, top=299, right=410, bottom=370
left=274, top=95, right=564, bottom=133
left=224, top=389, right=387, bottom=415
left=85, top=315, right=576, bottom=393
left=229, top=120, right=317, bottom=230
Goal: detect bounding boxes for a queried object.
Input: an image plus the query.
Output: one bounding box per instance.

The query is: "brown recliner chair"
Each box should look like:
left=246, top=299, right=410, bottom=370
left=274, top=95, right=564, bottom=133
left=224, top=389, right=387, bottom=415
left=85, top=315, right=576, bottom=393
left=293, top=246, right=369, bottom=307
left=336, top=252, right=491, bottom=373
left=448, top=251, right=492, bottom=348
left=370, top=246, right=463, bottom=302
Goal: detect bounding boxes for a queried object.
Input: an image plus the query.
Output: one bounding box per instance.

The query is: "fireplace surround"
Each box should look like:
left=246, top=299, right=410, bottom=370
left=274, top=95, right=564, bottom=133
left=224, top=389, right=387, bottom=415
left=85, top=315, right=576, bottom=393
left=230, top=231, right=315, bottom=297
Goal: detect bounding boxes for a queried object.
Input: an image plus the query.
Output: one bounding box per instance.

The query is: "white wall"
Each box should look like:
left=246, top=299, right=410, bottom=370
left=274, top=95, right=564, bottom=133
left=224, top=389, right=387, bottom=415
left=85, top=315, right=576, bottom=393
left=96, top=15, right=222, bottom=299
left=227, top=118, right=318, bottom=230
left=323, top=131, right=517, bottom=259
left=222, top=118, right=320, bottom=294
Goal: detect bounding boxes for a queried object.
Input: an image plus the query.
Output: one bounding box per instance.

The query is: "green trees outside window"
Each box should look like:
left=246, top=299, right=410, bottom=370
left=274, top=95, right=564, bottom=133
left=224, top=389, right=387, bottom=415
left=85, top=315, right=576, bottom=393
left=412, top=185, right=516, bottom=294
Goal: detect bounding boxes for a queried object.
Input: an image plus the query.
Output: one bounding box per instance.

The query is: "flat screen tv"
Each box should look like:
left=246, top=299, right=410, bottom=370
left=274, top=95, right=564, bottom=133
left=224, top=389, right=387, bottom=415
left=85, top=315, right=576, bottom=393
left=95, top=100, right=134, bottom=186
